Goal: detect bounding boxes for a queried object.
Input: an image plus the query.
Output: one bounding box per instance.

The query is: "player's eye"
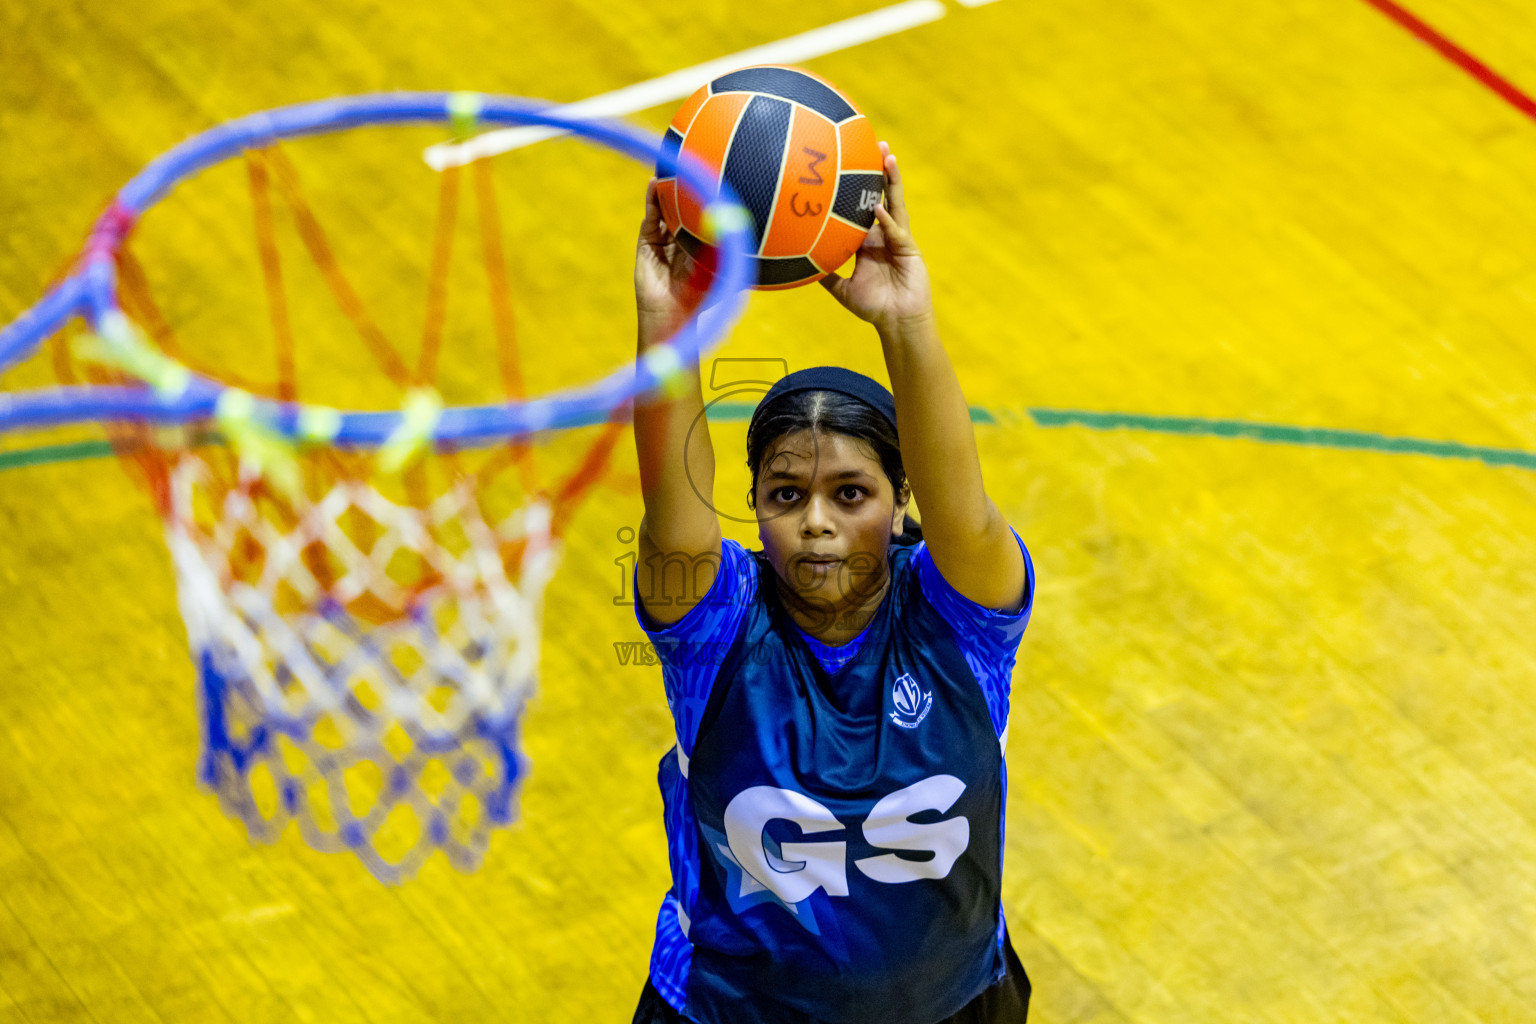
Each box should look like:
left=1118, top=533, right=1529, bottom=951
left=839, top=485, right=866, bottom=502
left=773, top=487, right=800, bottom=503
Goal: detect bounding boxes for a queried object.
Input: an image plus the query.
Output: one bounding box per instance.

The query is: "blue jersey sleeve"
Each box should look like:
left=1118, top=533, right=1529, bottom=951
left=913, top=530, right=1034, bottom=740
left=634, top=539, right=758, bottom=757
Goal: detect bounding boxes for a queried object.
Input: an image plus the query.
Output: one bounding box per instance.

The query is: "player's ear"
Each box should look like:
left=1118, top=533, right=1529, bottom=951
left=890, top=483, right=911, bottom=537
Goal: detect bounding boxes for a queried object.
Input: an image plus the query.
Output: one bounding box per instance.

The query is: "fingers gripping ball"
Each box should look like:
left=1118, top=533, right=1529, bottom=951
left=655, top=65, right=884, bottom=290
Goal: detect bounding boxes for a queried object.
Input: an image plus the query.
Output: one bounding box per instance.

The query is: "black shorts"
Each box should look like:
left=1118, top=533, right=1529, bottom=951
left=631, top=930, right=1031, bottom=1024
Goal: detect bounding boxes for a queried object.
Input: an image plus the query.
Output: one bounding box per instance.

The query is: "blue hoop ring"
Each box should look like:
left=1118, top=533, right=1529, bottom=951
left=0, top=93, right=753, bottom=444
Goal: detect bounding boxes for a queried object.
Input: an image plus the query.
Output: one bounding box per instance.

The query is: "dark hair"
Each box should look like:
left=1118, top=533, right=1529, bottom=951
left=745, top=389, right=923, bottom=544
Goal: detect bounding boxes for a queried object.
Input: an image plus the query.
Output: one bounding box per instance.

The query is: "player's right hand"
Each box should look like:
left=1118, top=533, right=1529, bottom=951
left=635, top=178, right=698, bottom=335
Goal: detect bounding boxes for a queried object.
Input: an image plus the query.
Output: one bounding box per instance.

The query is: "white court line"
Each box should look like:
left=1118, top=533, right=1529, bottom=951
left=423, top=0, right=948, bottom=170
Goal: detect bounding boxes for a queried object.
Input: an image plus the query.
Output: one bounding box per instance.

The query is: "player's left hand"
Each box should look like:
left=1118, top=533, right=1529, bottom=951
left=819, top=143, right=934, bottom=333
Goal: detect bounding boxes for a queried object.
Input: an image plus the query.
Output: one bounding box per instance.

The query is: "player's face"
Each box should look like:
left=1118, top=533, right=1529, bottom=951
left=754, top=429, right=908, bottom=623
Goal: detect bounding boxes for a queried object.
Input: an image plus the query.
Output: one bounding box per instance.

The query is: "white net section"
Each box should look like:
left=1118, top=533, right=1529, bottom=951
left=164, top=452, right=557, bottom=883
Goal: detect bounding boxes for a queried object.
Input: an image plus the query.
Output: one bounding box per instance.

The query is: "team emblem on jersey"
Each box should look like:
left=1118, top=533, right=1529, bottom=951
left=889, top=673, right=933, bottom=729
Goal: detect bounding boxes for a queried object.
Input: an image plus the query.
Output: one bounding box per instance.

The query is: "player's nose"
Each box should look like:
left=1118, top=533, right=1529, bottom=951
left=800, top=493, right=835, bottom=536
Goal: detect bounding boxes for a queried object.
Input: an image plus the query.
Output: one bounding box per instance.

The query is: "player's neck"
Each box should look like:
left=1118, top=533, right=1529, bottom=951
left=777, top=573, right=891, bottom=647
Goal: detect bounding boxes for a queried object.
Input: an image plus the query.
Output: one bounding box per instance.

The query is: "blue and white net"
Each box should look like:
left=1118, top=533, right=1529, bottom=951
left=168, top=453, right=556, bottom=882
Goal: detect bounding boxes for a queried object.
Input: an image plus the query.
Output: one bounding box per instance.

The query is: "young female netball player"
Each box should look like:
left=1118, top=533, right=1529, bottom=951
left=629, top=144, right=1034, bottom=1024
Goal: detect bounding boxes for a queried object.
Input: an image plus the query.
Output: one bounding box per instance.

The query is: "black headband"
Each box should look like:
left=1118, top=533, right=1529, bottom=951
left=751, top=366, right=898, bottom=434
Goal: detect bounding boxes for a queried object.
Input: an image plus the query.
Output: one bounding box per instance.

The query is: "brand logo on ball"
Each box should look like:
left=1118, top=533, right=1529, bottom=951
left=890, top=673, right=933, bottom=729
left=858, top=189, right=881, bottom=212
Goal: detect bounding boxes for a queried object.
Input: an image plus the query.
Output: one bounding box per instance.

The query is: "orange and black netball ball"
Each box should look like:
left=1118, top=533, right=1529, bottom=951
left=655, top=64, right=884, bottom=290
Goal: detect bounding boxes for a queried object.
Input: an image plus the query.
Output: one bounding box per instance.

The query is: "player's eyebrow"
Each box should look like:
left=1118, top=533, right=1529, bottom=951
left=762, top=468, right=875, bottom=483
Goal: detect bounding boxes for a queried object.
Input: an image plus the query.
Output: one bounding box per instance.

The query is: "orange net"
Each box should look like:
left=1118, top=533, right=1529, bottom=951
left=54, top=136, right=632, bottom=882
left=66, top=142, right=623, bottom=614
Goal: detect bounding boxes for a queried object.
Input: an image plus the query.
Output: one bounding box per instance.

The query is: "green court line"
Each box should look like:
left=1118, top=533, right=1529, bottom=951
left=0, top=438, right=117, bottom=471
left=1027, top=408, right=1536, bottom=471
left=3, top=406, right=1531, bottom=473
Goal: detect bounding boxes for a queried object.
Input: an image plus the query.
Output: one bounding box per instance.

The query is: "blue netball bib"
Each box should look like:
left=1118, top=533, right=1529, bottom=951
left=638, top=535, right=1033, bottom=1024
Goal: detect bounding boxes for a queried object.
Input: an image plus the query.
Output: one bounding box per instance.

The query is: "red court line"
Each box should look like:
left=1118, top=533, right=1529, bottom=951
left=1359, top=0, right=1536, bottom=121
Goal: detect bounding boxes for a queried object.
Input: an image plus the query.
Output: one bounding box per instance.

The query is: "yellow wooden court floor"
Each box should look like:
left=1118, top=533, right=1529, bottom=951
left=2, top=0, right=1535, bottom=1020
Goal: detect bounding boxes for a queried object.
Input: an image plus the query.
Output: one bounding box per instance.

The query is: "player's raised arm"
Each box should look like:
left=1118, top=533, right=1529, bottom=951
left=633, top=178, right=723, bottom=625
left=820, top=146, right=1026, bottom=611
